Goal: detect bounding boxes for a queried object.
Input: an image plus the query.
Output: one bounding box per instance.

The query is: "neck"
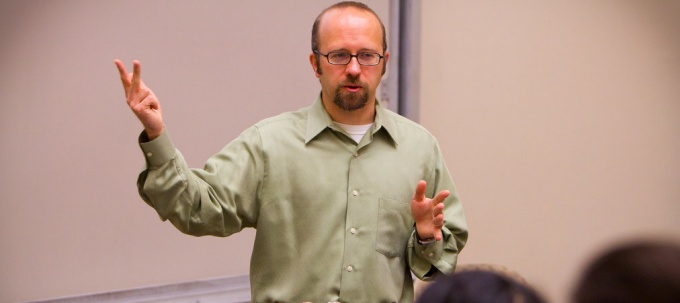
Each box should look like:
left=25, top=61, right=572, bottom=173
left=321, top=96, right=376, bottom=125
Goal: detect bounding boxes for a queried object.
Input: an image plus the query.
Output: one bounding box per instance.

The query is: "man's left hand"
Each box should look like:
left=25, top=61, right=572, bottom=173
left=411, top=180, right=448, bottom=241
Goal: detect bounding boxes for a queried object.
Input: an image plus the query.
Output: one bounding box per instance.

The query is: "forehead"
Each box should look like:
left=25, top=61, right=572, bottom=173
left=317, top=7, right=383, bottom=51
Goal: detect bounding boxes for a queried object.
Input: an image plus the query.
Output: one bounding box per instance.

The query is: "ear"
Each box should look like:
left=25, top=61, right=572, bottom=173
left=310, top=52, right=321, bottom=77
left=381, top=51, right=390, bottom=75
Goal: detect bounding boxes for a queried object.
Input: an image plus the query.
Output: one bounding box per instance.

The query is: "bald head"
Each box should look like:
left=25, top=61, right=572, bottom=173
left=312, top=2, right=386, bottom=52
left=311, top=2, right=387, bottom=75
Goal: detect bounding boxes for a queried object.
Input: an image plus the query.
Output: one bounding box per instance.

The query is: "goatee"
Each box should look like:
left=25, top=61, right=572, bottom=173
left=333, top=79, right=369, bottom=112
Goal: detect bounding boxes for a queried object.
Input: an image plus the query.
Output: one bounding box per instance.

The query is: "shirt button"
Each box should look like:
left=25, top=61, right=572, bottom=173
left=352, top=189, right=359, bottom=196
left=428, top=252, right=434, bottom=258
left=353, top=152, right=359, bottom=157
left=146, top=152, right=153, bottom=157
left=350, top=228, right=357, bottom=234
left=346, top=265, right=354, bottom=272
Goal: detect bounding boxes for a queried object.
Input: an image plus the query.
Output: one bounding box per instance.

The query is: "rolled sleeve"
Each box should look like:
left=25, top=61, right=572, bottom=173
left=408, top=226, right=461, bottom=280
left=139, top=129, right=176, bottom=168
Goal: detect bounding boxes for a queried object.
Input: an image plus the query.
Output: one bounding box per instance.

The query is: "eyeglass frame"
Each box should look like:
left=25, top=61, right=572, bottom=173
left=313, top=50, right=385, bottom=66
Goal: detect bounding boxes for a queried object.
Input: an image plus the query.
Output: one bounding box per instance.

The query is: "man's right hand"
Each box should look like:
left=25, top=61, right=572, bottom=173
left=115, top=59, right=164, bottom=140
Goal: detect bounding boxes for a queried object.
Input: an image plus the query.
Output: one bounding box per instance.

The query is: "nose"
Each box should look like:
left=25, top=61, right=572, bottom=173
left=345, top=56, right=361, bottom=76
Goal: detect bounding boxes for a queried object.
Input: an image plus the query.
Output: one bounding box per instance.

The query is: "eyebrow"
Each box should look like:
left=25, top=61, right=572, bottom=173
left=328, top=48, right=380, bottom=53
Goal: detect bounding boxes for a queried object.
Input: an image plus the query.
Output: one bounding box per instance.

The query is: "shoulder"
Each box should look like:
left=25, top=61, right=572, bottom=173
left=239, top=106, right=311, bottom=144
left=382, top=109, right=440, bottom=146
left=252, top=106, right=308, bottom=129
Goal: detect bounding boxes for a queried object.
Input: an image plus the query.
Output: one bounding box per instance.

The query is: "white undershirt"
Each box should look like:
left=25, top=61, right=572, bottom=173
left=334, top=122, right=373, bottom=143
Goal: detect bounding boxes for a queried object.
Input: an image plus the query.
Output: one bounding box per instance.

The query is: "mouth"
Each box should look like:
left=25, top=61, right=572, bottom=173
left=343, top=84, right=363, bottom=93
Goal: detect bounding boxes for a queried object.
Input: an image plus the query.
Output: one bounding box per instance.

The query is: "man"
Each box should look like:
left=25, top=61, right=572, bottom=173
left=115, top=2, right=467, bottom=302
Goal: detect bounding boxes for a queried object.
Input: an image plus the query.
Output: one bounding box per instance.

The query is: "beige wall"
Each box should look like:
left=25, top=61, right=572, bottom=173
left=0, top=1, right=389, bottom=302
left=2, top=1, right=679, bottom=302
left=420, top=1, right=680, bottom=302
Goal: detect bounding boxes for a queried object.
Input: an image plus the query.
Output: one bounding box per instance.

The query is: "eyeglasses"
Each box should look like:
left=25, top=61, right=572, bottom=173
left=314, top=50, right=384, bottom=66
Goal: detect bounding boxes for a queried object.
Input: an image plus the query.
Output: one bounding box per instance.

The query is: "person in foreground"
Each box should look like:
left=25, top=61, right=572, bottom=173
left=115, top=1, right=467, bottom=302
left=415, top=265, right=548, bottom=303
left=571, top=238, right=680, bottom=303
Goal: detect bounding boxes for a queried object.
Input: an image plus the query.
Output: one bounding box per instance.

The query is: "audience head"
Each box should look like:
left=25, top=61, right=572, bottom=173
left=415, top=264, right=548, bottom=303
left=572, top=238, right=680, bottom=303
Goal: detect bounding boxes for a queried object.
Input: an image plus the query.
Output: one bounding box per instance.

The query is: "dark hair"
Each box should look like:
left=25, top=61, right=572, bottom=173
left=572, top=239, right=680, bottom=303
left=415, top=266, right=548, bottom=303
left=311, top=1, right=387, bottom=73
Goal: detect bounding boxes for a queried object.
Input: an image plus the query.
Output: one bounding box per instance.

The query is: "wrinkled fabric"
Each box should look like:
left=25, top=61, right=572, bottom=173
left=137, top=96, right=468, bottom=303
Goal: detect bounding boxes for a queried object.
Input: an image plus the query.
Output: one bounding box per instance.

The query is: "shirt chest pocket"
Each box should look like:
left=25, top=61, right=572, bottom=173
left=375, top=198, right=415, bottom=258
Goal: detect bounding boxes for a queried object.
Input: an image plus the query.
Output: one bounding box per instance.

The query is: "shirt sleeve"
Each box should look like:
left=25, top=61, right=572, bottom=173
left=136, top=127, right=264, bottom=237
left=407, top=143, right=468, bottom=280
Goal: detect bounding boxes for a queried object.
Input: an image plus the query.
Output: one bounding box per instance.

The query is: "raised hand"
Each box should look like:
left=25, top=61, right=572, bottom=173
left=411, top=180, right=449, bottom=241
left=114, top=59, right=164, bottom=140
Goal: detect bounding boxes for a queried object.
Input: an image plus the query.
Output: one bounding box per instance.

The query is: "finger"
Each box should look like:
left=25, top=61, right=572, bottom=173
left=145, top=91, right=159, bottom=109
left=129, top=87, right=151, bottom=108
left=434, top=213, right=445, bottom=241
left=433, top=202, right=445, bottom=216
left=432, top=190, right=450, bottom=205
left=435, top=230, right=443, bottom=241
left=412, top=180, right=427, bottom=202
left=130, top=60, right=141, bottom=92
left=114, top=59, right=131, bottom=90
left=433, top=213, right=445, bottom=227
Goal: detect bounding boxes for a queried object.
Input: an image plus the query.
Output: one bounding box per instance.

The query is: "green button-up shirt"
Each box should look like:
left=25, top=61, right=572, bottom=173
left=137, top=96, right=468, bottom=303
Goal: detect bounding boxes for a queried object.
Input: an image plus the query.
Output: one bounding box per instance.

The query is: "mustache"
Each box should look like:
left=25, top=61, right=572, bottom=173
left=339, top=77, right=367, bottom=88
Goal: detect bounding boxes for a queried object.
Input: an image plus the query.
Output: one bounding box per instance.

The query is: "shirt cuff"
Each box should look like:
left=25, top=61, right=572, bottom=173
left=138, top=129, right=176, bottom=168
left=408, top=229, right=445, bottom=279
left=415, top=235, right=444, bottom=261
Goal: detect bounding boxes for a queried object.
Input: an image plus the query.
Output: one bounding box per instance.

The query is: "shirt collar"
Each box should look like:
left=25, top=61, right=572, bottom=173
left=305, top=93, right=399, bottom=146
